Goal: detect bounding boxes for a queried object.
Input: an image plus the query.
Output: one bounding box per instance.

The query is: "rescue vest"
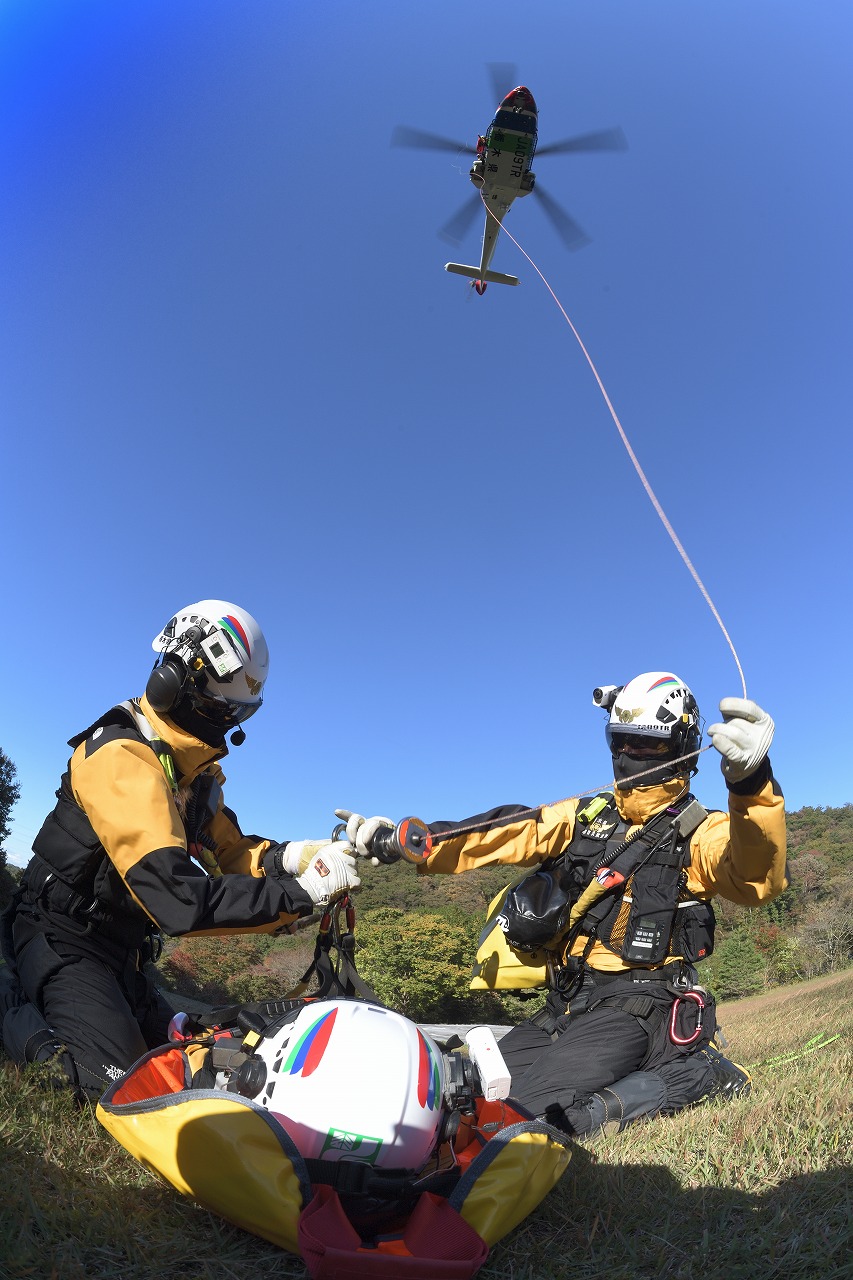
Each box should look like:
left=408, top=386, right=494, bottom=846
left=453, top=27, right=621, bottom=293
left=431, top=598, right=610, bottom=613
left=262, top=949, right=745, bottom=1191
left=472, top=792, right=715, bottom=992
left=24, top=703, right=219, bottom=948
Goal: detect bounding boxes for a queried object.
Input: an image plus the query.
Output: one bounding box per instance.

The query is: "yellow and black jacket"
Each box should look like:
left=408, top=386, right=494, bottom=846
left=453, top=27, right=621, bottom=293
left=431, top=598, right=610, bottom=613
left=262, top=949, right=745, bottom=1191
left=422, top=762, right=787, bottom=988
left=23, top=696, right=312, bottom=950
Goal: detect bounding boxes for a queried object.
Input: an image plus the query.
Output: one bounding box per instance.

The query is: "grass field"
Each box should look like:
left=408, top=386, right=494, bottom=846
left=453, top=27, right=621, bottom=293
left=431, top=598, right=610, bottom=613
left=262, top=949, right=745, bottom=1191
left=1, top=971, right=851, bottom=1280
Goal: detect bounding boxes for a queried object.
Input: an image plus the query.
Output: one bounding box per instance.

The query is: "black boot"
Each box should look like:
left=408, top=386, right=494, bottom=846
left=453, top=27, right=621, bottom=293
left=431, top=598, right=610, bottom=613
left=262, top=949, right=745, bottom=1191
left=695, top=1043, right=752, bottom=1099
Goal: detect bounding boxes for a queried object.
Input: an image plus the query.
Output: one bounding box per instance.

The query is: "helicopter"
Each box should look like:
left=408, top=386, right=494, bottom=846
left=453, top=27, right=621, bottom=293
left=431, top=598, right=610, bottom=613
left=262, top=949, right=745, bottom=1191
left=391, top=65, right=627, bottom=295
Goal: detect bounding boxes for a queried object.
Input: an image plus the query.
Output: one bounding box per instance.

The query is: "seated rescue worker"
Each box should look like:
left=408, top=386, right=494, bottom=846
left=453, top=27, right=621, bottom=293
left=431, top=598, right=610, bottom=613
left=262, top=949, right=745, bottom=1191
left=0, top=600, right=362, bottom=1099
left=343, top=673, right=786, bottom=1136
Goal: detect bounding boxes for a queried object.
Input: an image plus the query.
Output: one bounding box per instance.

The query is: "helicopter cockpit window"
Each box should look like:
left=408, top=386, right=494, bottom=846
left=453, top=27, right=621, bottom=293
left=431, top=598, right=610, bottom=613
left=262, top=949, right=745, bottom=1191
left=493, top=109, right=537, bottom=134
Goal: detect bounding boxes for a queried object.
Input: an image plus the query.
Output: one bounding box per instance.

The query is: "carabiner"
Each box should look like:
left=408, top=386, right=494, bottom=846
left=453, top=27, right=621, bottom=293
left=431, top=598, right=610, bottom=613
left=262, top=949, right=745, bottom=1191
left=669, top=989, right=705, bottom=1046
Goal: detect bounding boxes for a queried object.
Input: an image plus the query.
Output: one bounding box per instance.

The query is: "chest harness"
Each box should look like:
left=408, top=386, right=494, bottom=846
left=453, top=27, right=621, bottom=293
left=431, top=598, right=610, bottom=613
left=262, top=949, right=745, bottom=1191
left=21, top=702, right=223, bottom=948
left=497, top=791, right=715, bottom=995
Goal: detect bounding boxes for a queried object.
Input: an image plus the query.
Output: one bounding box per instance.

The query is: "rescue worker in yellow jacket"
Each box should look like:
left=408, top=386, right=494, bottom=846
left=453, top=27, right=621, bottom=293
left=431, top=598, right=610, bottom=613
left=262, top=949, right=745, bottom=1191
left=344, top=673, right=786, bottom=1136
left=0, top=600, right=363, bottom=1098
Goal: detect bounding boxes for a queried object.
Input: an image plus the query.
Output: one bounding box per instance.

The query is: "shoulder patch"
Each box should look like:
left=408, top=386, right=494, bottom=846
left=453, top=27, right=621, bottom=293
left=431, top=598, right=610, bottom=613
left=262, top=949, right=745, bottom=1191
left=83, top=725, right=140, bottom=759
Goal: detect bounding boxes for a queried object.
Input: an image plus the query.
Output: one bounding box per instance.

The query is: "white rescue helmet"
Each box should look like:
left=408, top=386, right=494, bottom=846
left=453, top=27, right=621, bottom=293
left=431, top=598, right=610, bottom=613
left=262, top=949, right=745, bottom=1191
left=602, top=671, right=702, bottom=788
left=250, top=1000, right=447, bottom=1172
left=150, top=599, right=269, bottom=734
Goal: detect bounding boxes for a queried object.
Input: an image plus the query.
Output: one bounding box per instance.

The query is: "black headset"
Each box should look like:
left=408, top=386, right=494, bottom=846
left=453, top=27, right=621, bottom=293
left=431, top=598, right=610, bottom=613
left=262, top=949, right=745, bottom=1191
left=145, top=625, right=204, bottom=714
left=145, top=623, right=248, bottom=746
left=146, top=654, right=189, bottom=714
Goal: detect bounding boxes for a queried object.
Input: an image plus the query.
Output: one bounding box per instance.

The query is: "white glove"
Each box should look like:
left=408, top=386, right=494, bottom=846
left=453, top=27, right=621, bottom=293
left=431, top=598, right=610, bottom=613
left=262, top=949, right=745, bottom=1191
left=295, top=844, right=361, bottom=907
left=334, top=808, right=395, bottom=861
left=278, top=839, right=346, bottom=876
left=708, top=697, right=774, bottom=783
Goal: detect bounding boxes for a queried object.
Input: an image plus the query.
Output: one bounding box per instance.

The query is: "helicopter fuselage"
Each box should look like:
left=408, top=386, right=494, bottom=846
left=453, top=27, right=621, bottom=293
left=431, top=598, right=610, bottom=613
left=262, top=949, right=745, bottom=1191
left=445, top=86, right=538, bottom=293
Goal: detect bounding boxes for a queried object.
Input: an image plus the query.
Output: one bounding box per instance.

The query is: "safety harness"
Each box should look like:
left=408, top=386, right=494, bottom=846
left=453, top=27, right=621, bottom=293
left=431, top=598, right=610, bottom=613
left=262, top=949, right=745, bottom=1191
left=488, top=792, right=717, bottom=1052
left=20, top=702, right=223, bottom=944
left=498, top=790, right=713, bottom=980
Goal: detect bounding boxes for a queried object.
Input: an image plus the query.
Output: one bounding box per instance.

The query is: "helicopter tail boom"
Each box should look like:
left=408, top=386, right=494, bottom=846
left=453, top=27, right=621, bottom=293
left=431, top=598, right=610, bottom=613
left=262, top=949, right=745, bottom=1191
left=444, top=263, right=520, bottom=287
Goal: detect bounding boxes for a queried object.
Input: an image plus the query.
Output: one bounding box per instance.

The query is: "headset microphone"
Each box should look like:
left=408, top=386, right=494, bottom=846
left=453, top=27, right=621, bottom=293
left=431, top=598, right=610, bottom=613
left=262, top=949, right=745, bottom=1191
left=230, top=729, right=246, bottom=747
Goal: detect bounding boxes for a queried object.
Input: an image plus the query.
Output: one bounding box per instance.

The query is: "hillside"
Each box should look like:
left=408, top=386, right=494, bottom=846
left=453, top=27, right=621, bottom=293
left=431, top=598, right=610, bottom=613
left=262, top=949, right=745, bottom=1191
left=1, top=971, right=849, bottom=1280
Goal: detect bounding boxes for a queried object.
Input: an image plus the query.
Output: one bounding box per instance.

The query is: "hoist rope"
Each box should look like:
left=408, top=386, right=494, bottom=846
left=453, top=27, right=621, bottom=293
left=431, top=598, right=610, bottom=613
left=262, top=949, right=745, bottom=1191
left=418, top=200, right=750, bottom=843
left=480, top=195, right=748, bottom=701
left=430, top=745, right=714, bottom=842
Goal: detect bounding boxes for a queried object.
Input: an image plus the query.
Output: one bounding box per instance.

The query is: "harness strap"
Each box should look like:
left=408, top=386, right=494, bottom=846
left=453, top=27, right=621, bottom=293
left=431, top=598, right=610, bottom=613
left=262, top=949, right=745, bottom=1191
left=19, top=854, right=153, bottom=948
left=118, top=701, right=179, bottom=794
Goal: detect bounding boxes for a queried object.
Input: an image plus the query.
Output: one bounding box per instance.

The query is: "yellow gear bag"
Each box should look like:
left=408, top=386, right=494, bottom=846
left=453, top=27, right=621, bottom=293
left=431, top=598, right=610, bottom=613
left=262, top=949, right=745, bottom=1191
left=470, top=882, right=554, bottom=991
left=97, top=1016, right=571, bottom=1279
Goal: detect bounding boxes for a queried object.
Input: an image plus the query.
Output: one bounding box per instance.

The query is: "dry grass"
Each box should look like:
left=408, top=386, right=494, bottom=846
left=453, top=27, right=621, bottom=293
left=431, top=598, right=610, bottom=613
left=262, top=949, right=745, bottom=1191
left=1, top=971, right=851, bottom=1280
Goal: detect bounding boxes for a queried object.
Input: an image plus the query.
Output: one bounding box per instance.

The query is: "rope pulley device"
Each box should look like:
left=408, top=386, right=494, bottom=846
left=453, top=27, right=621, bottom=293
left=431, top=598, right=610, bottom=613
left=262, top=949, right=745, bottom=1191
left=331, top=816, right=433, bottom=865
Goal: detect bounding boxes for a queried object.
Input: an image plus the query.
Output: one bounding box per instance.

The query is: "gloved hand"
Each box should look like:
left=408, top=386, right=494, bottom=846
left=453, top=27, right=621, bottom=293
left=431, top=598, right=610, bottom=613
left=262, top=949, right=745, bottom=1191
left=334, top=809, right=395, bottom=862
left=270, top=839, right=348, bottom=877
left=295, top=844, right=361, bottom=907
left=708, top=697, right=775, bottom=783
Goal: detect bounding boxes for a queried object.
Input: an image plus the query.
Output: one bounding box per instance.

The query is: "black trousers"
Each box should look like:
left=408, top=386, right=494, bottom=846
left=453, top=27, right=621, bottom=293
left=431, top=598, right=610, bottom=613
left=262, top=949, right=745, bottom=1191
left=499, top=1005, right=650, bottom=1120
left=2, top=904, right=173, bottom=1098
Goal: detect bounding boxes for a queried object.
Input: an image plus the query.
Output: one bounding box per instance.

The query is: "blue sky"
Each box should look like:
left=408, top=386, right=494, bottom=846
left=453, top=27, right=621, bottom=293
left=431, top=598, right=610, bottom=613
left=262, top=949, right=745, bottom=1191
left=2, top=0, right=851, bottom=867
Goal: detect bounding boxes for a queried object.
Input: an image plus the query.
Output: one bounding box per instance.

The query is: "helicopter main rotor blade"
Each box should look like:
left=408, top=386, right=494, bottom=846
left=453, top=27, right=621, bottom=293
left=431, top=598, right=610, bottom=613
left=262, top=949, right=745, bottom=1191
left=536, top=126, right=628, bottom=157
left=487, top=62, right=519, bottom=103
left=391, top=125, right=473, bottom=154
left=534, top=184, right=591, bottom=251
left=438, top=192, right=483, bottom=245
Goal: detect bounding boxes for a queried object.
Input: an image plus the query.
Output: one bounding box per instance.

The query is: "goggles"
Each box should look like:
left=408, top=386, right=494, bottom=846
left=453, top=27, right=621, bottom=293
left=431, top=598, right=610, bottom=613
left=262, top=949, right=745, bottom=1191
left=606, top=727, right=674, bottom=759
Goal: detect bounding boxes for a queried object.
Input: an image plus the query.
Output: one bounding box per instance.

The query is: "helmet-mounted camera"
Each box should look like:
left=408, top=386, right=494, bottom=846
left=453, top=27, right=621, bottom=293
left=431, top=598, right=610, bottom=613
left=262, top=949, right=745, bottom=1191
left=199, top=628, right=244, bottom=681
left=147, top=600, right=269, bottom=743
left=592, top=684, right=622, bottom=711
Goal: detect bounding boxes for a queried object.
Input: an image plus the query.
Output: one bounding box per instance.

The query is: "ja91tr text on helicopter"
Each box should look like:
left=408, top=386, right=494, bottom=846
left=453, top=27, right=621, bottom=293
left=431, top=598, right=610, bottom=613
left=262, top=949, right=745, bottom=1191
left=392, top=65, right=627, bottom=295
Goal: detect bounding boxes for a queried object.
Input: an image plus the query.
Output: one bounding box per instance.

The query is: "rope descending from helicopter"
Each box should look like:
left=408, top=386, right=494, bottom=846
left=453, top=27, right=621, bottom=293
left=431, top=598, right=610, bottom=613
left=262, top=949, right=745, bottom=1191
left=479, top=192, right=748, bottom=702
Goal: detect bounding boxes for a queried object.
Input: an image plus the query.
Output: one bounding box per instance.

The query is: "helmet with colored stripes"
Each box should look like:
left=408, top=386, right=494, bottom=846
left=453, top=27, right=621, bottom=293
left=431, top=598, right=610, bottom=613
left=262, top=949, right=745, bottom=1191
left=249, top=999, right=447, bottom=1172
left=149, top=599, right=269, bottom=740
left=604, top=671, right=702, bottom=787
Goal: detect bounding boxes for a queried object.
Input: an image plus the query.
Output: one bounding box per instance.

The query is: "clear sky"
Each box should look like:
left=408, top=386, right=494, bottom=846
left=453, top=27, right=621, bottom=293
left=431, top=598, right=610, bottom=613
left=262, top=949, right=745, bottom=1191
left=2, top=0, right=851, bottom=867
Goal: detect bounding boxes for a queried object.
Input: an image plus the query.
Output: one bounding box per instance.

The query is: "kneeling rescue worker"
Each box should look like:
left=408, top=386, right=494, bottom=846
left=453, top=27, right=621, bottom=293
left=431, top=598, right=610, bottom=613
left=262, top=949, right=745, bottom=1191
left=343, top=673, right=786, bottom=1136
left=0, top=600, right=363, bottom=1099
